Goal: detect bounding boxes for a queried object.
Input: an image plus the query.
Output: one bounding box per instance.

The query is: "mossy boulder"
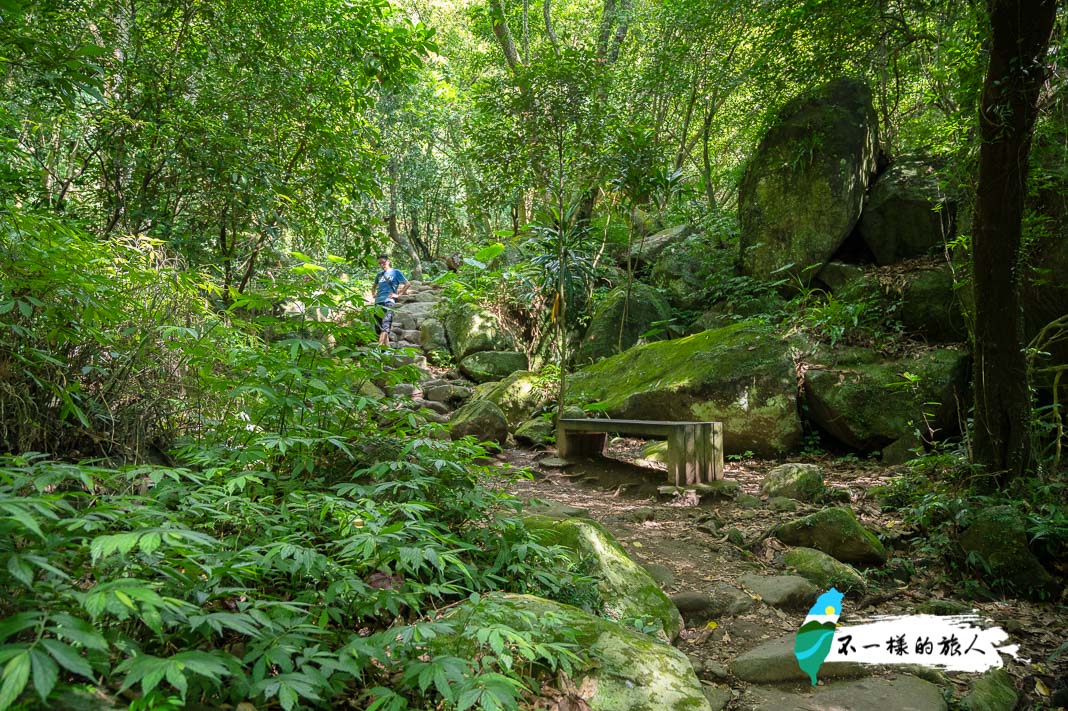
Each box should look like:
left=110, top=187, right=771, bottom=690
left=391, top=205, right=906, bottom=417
left=775, top=507, right=886, bottom=565
left=649, top=234, right=714, bottom=310
left=958, top=505, right=1053, bottom=597
left=436, top=593, right=711, bottom=711
left=892, top=264, right=967, bottom=342
left=627, top=224, right=697, bottom=267
left=568, top=321, right=802, bottom=456
left=783, top=546, right=866, bottom=592
left=442, top=302, right=514, bottom=359
left=514, top=417, right=554, bottom=446
left=574, top=283, right=672, bottom=365
left=859, top=157, right=956, bottom=265
left=458, top=350, right=529, bottom=384
left=965, top=669, right=1018, bottom=711
left=473, top=370, right=551, bottom=429
left=760, top=463, right=826, bottom=502
left=418, top=317, right=449, bottom=353
left=803, top=346, right=970, bottom=451
left=448, top=399, right=508, bottom=446
left=739, top=78, right=879, bottom=285
left=523, top=515, right=683, bottom=641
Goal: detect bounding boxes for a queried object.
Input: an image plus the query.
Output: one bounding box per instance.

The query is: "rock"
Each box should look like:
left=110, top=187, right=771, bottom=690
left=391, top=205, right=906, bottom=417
left=436, top=593, right=712, bottom=711
left=459, top=350, right=529, bottom=383
left=627, top=224, right=697, bottom=267
left=658, top=482, right=740, bottom=503
left=642, top=563, right=675, bottom=588
left=731, top=633, right=869, bottom=683
left=474, top=371, right=551, bottom=429
left=649, top=233, right=716, bottom=310
left=448, top=399, right=508, bottom=446
left=892, top=264, right=967, bottom=342
left=769, top=496, right=798, bottom=512
left=726, top=528, right=746, bottom=547
left=702, top=685, right=732, bottom=711
left=738, top=573, right=818, bottom=611
left=412, top=398, right=449, bottom=415
left=959, top=505, right=1054, bottom=597
left=359, top=380, right=385, bottom=399
left=742, top=676, right=946, bottom=710
left=574, top=283, right=672, bottom=365
left=424, top=384, right=473, bottom=407
left=882, top=431, right=924, bottom=465
left=739, top=78, right=879, bottom=285
left=707, top=582, right=754, bottom=617
left=775, top=507, right=886, bottom=565
left=568, top=321, right=803, bottom=456
left=782, top=547, right=866, bottom=592
left=704, top=661, right=728, bottom=680
left=816, top=261, right=868, bottom=293
left=916, top=599, right=972, bottom=616
left=671, top=591, right=713, bottom=615
left=514, top=417, right=554, bottom=446
left=390, top=383, right=421, bottom=397
left=442, top=302, right=514, bottom=359
left=859, top=156, right=956, bottom=265
left=760, top=462, right=826, bottom=502
left=523, top=516, right=684, bottom=640
left=418, top=317, right=449, bottom=353
left=622, top=507, right=656, bottom=523
left=736, top=493, right=762, bottom=509
left=524, top=501, right=590, bottom=519
left=804, top=347, right=970, bottom=452
left=964, top=668, right=1017, bottom=711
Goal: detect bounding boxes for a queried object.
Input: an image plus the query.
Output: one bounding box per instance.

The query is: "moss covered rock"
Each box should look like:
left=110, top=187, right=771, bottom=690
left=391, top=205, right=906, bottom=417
left=574, top=283, right=672, bottom=365
left=568, top=321, right=802, bottom=456
left=739, top=78, right=878, bottom=285
left=965, top=668, right=1018, bottom=711
left=649, top=234, right=714, bottom=310
left=418, top=317, right=449, bottom=353
left=775, top=507, right=886, bottom=564
left=859, top=156, right=956, bottom=265
left=523, top=515, right=683, bottom=641
left=959, top=505, right=1053, bottom=597
left=514, top=417, right=554, bottom=446
left=893, top=264, right=967, bottom=343
left=442, top=302, right=514, bottom=359
left=627, top=224, right=696, bottom=267
left=437, top=593, right=711, bottom=711
left=473, top=370, right=551, bottom=429
left=448, top=399, right=508, bottom=446
left=458, top=350, right=529, bottom=384
left=803, top=346, right=970, bottom=451
left=783, top=546, right=866, bottom=592
left=760, top=463, right=826, bottom=502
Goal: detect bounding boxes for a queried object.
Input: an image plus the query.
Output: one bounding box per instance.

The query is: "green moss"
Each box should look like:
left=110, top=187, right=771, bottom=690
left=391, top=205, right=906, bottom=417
left=523, top=516, right=683, bottom=641
left=783, top=546, right=866, bottom=592
left=475, top=370, right=550, bottom=428
left=775, top=507, right=886, bottom=564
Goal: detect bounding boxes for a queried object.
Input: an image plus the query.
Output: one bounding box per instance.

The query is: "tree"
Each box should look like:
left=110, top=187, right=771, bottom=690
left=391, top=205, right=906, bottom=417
left=971, top=0, right=1058, bottom=484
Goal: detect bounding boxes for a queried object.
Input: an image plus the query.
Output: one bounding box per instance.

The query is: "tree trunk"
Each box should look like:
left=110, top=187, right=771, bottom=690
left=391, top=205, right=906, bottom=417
left=971, top=0, right=1056, bottom=485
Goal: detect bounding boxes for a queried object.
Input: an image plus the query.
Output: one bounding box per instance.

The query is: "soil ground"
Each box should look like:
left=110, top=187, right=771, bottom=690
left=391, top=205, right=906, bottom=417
left=499, top=438, right=1068, bottom=710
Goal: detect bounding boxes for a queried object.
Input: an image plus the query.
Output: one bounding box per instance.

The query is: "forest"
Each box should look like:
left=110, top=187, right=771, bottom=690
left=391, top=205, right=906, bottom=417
left=0, top=0, right=1065, bottom=709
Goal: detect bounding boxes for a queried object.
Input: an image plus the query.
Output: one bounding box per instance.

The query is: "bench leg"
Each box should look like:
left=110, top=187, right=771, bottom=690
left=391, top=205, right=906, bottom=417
left=557, top=426, right=606, bottom=459
left=709, top=422, right=724, bottom=481
left=667, top=427, right=683, bottom=486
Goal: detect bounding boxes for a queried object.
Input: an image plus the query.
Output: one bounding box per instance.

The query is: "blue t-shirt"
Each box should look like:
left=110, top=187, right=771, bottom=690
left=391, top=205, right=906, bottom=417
left=374, top=268, right=407, bottom=303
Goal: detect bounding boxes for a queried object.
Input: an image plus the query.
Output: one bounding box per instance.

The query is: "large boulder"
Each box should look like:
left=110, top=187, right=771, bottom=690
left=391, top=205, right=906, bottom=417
left=524, top=515, right=683, bottom=641
left=574, top=283, right=672, bottom=365
left=442, top=302, right=514, bottom=359
left=626, top=224, right=696, bottom=268
left=448, top=399, right=508, bottom=446
left=418, top=317, right=449, bottom=353
left=473, top=370, right=551, bottom=429
left=859, top=157, right=956, bottom=264
left=892, top=263, right=967, bottom=342
left=742, top=676, right=946, bottom=710
left=958, top=505, right=1053, bottom=597
left=568, top=322, right=802, bottom=456
left=774, top=507, right=887, bottom=565
left=436, top=593, right=712, bottom=711
left=760, top=463, right=826, bottom=502
left=458, top=350, right=529, bottom=383
left=739, top=78, right=879, bottom=285
left=804, top=347, right=970, bottom=451
left=649, top=233, right=714, bottom=310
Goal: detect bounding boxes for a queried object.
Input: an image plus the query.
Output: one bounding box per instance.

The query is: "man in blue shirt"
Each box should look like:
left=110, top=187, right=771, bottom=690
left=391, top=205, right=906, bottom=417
left=372, top=254, right=409, bottom=346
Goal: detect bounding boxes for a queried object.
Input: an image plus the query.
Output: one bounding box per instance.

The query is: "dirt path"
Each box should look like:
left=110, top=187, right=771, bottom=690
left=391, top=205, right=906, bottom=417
left=501, top=440, right=1067, bottom=710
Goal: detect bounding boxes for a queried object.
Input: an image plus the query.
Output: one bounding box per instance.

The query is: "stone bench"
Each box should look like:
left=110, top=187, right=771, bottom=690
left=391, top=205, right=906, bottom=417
left=556, top=418, right=724, bottom=485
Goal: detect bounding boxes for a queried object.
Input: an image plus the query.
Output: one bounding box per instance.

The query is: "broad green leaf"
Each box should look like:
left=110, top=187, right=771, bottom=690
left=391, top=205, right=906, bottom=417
left=28, top=649, right=57, bottom=701
left=40, top=639, right=93, bottom=679
left=0, top=651, right=30, bottom=711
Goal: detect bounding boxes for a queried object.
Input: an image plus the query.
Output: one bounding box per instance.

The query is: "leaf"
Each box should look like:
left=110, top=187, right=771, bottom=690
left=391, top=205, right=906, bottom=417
left=51, top=614, right=108, bottom=651
left=0, top=651, right=30, bottom=711
left=0, top=613, right=41, bottom=643
left=40, top=639, right=93, bottom=679
left=29, top=649, right=57, bottom=701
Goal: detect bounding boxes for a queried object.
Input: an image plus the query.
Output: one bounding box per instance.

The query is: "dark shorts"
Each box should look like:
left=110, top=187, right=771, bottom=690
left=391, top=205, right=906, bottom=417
left=373, top=299, right=396, bottom=335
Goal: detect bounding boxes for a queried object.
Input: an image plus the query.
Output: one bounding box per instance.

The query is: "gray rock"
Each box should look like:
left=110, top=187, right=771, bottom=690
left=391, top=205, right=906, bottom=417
left=622, top=507, right=657, bottom=523
left=742, top=675, right=946, bottom=710
left=707, top=582, right=754, bottom=617
left=964, top=668, right=1017, bottom=711
left=769, top=496, right=799, bottom=512
left=739, top=78, right=879, bottom=285
left=916, top=599, right=972, bottom=616
left=650, top=233, right=716, bottom=310
left=627, top=224, right=697, bottom=267
left=702, top=685, right=732, bottom=711
left=737, top=493, right=762, bottom=509
left=672, top=591, right=713, bottom=615
left=726, top=528, right=746, bottom=546
left=893, top=265, right=967, bottom=342
left=775, top=507, right=887, bottom=565
left=424, top=384, right=473, bottom=406
left=412, top=398, right=449, bottom=415
left=523, top=501, right=590, bottom=519
left=859, top=156, right=956, bottom=265
left=883, top=432, right=924, bottom=465
left=459, top=350, right=529, bottom=384
left=442, top=302, right=514, bottom=359
left=390, top=383, right=421, bottom=398
left=738, top=573, right=818, bottom=611
left=761, top=463, right=826, bottom=502
left=448, top=399, right=509, bottom=446
left=474, top=371, right=551, bottom=429
left=514, top=417, right=554, bottom=446
left=419, top=317, right=449, bottom=353
left=538, top=456, right=571, bottom=468
left=704, top=660, right=729, bottom=680
left=642, top=563, right=675, bottom=588
left=731, top=634, right=869, bottom=683
left=959, top=505, right=1054, bottom=597
left=816, top=261, right=868, bottom=293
